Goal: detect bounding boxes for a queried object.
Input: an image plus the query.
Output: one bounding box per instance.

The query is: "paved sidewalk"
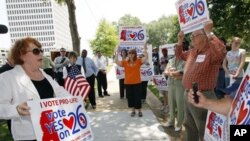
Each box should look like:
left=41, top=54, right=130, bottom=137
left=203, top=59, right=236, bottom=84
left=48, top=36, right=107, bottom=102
left=86, top=64, right=184, bottom=141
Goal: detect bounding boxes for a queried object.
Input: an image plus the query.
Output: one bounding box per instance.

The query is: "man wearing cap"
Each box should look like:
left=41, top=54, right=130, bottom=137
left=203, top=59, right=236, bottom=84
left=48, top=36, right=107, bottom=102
left=54, top=47, right=69, bottom=86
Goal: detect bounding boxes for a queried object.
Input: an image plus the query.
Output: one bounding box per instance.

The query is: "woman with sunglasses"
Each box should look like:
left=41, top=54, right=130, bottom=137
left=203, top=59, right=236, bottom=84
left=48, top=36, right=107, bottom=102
left=0, top=37, right=71, bottom=141
left=115, top=44, right=148, bottom=117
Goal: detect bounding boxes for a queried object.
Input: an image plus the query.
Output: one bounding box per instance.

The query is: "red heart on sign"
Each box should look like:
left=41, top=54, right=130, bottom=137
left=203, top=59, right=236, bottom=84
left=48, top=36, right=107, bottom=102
left=187, top=6, right=194, bottom=16
left=63, top=116, right=74, bottom=129
left=130, top=33, right=135, bottom=39
left=236, top=101, right=248, bottom=124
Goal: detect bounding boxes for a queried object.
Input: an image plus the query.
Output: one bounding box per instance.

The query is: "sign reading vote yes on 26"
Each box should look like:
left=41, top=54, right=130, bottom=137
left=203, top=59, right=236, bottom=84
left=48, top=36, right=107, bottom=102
left=27, top=96, right=93, bottom=141
left=175, top=0, right=210, bottom=34
left=119, top=26, right=146, bottom=45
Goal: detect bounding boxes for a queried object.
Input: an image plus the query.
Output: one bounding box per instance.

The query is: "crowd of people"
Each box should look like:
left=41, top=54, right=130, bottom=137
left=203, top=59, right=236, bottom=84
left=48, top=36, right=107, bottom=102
left=0, top=18, right=247, bottom=141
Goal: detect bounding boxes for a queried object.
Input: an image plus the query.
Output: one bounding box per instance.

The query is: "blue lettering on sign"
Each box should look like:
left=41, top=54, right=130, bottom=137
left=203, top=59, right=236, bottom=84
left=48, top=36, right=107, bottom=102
left=184, top=0, right=205, bottom=22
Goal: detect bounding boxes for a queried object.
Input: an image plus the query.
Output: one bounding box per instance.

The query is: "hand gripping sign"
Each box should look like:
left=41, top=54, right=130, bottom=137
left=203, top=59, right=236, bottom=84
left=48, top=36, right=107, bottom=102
left=27, top=96, right=94, bottom=141
left=175, top=0, right=210, bottom=34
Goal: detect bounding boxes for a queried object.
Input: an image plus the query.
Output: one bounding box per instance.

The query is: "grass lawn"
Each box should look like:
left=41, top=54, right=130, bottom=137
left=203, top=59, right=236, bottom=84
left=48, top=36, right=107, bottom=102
left=0, top=121, right=12, bottom=141
left=148, top=84, right=163, bottom=102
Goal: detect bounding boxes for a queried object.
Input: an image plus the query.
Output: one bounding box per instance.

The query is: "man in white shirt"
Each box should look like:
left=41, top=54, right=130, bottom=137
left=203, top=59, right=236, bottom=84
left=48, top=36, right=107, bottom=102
left=94, top=51, right=110, bottom=97
left=54, top=47, right=69, bottom=86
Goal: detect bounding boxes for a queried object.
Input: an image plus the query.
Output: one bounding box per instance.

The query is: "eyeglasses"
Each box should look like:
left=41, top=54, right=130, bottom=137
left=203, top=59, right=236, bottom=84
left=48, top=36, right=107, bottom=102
left=26, top=48, right=43, bottom=55
left=190, top=33, right=205, bottom=39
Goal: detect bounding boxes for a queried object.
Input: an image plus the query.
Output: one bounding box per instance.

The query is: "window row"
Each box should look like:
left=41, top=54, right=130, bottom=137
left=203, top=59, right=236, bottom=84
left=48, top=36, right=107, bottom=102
left=7, top=8, right=52, bottom=15
left=9, top=20, right=53, bottom=26
left=10, top=31, right=54, bottom=38
left=10, top=26, right=54, bottom=32
left=8, top=14, right=52, bottom=20
left=6, top=2, right=51, bottom=9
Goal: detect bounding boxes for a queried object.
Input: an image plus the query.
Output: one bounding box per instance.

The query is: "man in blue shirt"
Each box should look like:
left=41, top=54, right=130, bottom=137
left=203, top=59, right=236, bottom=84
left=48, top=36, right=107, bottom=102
left=76, top=49, right=98, bottom=109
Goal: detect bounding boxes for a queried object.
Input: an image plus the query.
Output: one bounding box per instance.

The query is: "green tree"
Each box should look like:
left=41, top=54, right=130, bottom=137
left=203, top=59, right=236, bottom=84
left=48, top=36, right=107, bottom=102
left=146, top=15, right=179, bottom=48
left=115, top=14, right=143, bottom=36
left=89, top=19, right=118, bottom=57
left=55, top=0, right=80, bottom=54
left=118, top=14, right=142, bottom=26
left=208, top=0, right=250, bottom=50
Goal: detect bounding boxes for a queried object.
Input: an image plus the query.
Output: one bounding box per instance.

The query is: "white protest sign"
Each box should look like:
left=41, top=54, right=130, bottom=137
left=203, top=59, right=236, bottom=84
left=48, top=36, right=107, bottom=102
left=152, top=75, right=168, bottom=91
left=140, top=64, right=153, bottom=81
left=119, top=26, right=146, bottom=45
left=160, top=43, right=176, bottom=56
left=116, top=66, right=125, bottom=79
left=229, top=64, right=250, bottom=125
left=204, top=111, right=229, bottom=141
left=175, top=0, right=210, bottom=34
left=119, top=44, right=145, bottom=55
left=27, top=96, right=93, bottom=141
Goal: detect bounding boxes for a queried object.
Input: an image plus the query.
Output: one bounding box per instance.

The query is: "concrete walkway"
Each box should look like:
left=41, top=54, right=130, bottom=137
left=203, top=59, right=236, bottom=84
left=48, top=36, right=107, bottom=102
left=87, top=64, right=184, bottom=141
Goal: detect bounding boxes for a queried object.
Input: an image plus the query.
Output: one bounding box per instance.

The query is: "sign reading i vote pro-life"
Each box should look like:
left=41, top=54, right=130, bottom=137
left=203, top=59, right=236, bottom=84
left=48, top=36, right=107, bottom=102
left=175, top=0, right=210, bottom=34
left=27, top=96, right=94, bottom=141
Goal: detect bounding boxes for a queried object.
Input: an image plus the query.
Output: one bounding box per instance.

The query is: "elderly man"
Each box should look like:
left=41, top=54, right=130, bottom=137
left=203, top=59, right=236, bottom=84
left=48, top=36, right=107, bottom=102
left=176, top=20, right=227, bottom=141
left=54, top=47, right=69, bottom=86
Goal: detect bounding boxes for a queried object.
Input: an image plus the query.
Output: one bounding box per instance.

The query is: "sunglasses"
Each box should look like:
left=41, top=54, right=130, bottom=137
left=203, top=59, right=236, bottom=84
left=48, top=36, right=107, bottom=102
left=26, top=48, right=44, bottom=55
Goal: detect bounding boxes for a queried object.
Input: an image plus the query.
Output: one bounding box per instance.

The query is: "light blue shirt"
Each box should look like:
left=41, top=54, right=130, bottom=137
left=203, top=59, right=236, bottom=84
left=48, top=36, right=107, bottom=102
left=76, top=56, right=98, bottom=78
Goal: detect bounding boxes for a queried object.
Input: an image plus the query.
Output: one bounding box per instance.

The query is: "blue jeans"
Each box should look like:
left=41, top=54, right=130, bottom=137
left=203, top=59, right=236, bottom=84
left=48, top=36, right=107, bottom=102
left=225, top=77, right=242, bottom=98
left=214, top=69, right=225, bottom=98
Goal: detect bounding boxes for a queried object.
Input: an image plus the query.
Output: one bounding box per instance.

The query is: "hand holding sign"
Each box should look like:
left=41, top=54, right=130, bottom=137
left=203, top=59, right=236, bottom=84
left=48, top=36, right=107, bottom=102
left=17, top=102, right=30, bottom=116
left=177, top=31, right=185, bottom=45
left=203, top=19, right=214, bottom=34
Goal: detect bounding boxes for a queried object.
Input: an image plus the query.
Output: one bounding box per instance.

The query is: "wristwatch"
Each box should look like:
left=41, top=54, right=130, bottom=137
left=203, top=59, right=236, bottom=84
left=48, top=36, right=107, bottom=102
left=206, top=32, right=214, bottom=37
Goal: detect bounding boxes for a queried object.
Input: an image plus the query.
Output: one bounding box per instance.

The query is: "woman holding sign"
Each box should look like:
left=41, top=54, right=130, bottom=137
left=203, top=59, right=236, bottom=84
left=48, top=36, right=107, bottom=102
left=0, top=37, right=71, bottom=141
left=115, top=45, right=148, bottom=117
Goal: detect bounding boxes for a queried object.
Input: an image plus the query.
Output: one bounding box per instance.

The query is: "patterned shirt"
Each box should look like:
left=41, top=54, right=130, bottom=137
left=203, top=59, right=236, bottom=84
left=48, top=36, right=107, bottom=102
left=175, top=36, right=226, bottom=90
left=225, top=49, right=245, bottom=78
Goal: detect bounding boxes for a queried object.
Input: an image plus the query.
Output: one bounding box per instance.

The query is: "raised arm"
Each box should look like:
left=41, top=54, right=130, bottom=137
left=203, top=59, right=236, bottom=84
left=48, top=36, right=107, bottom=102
left=204, top=20, right=226, bottom=64
left=175, top=31, right=189, bottom=61
left=141, top=44, right=148, bottom=64
left=114, top=46, right=122, bottom=67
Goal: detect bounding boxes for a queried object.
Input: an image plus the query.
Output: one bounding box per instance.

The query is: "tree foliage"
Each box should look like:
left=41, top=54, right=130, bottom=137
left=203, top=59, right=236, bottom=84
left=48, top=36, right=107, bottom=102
left=146, top=15, right=179, bottom=48
left=54, top=0, right=80, bottom=54
left=89, top=19, right=118, bottom=57
left=208, top=0, right=250, bottom=50
left=118, top=14, right=142, bottom=26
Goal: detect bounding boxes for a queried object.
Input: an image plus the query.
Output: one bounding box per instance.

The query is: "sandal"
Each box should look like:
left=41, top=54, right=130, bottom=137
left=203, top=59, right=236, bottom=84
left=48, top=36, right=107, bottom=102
left=138, top=112, right=143, bottom=117
left=131, top=111, right=136, bottom=117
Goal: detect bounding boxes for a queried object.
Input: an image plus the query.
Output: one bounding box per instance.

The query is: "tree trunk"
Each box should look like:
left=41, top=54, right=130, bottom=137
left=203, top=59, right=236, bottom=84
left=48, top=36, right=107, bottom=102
left=65, top=0, right=80, bottom=54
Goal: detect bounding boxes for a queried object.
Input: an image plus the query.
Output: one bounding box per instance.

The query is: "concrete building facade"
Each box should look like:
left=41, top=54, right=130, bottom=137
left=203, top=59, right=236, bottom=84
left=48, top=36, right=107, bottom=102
left=5, top=0, right=72, bottom=56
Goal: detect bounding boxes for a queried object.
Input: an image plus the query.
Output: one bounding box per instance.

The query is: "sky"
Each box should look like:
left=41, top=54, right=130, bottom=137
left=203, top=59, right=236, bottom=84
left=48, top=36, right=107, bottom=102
left=0, top=0, right=178, bottom=55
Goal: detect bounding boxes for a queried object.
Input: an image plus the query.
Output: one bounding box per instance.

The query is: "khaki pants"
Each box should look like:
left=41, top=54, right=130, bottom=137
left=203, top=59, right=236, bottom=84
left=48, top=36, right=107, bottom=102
left=168, top=79, right=185, bottom=127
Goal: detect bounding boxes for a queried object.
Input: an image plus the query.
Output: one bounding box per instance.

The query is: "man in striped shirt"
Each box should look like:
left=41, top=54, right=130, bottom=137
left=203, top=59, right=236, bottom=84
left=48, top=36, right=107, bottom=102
left=176, top=20, right=227, bottom=141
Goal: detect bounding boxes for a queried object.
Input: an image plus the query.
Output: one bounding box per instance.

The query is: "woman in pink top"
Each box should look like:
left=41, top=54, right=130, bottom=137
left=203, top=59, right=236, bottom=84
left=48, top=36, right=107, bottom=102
left=115, top=45, right=148, bottom=117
